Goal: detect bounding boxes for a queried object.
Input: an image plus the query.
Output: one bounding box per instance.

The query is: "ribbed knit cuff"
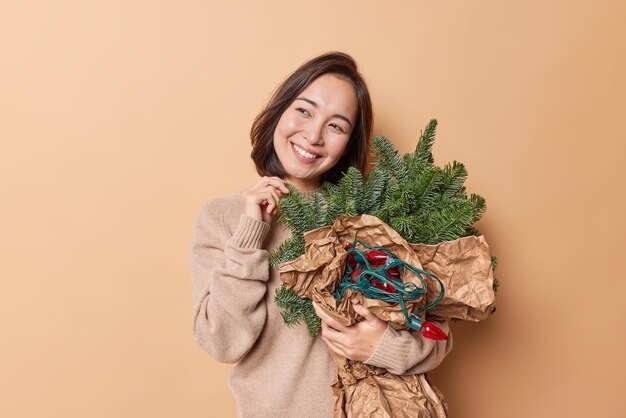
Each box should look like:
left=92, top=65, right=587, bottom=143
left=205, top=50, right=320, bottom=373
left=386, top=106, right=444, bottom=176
left=229, top=215, right=270, bottom=249
left=364, top=325, right=412, bottom=371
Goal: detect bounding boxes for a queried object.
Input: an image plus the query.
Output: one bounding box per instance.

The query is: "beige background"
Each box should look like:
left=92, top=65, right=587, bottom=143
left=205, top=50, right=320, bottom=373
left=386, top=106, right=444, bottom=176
left=1, top=1, right=624, bottom=417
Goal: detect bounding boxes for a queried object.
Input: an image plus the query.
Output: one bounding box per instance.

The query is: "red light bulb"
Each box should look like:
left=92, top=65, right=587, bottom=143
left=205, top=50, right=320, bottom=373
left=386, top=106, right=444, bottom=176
left=350, top=269, right=363, bottom=283
left=387, top=266, right=401, bottom=278
left=365, top=250, right=388, bottom=266
left=420, top=322, right=448, bottom=340
left=383, top=281, right=397, bottom=293
left=344, top=244, right=357, bottom=268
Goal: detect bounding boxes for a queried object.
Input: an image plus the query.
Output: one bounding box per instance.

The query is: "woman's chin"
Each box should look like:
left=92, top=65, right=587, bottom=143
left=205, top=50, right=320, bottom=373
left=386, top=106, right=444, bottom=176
left=283, top=173, right=321, bottom=189
left=283, top=167, right=313, bottom=181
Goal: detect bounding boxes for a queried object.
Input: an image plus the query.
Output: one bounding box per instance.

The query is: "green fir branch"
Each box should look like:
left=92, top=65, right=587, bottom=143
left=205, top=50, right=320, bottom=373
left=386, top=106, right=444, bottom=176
left=274, top=285, right=320, bottom=336
left=362, top=167, right=390, bottom=214
left=419, top=197, right=476, bottom=244
left=440, top=161, right=468, bottom=197
left=312, top=192, right=328, bottom=228
left=469, top=193, right=487, bottom=223
left=278, top=184, right=317, bottom=236
left=413, top=167, right=445, bottom=213
left=372, top=136, right=409, bottom=182
left=491, top=255, right=500, bottom=293
left=270, top=236, right=304, bottom=269
left=414, top=119, right=437, bottom=165
left=324, top=167, right=362, bottom=223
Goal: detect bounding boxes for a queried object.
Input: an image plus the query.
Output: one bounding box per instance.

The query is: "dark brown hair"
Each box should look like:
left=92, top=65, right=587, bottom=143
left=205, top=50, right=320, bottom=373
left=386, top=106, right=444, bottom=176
left=250, top=51, right=373, bottom=185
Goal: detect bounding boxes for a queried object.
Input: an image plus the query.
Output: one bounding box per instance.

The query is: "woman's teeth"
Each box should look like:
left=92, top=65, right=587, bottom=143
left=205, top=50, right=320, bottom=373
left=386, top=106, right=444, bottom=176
left=293, top=144, right=318, bottom=159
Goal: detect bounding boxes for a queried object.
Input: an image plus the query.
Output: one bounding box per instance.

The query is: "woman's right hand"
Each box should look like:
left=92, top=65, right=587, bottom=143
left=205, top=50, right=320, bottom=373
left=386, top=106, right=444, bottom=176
left=241, top=176, right=290, bottom=224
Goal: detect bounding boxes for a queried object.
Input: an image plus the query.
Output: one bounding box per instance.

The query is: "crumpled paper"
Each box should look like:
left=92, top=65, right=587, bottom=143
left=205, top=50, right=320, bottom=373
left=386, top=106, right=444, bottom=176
left=330, top=351, right=448, bottom=418
left=411, top=235, right=496, bottom=322
left=278, top=214, right=495, bottom=417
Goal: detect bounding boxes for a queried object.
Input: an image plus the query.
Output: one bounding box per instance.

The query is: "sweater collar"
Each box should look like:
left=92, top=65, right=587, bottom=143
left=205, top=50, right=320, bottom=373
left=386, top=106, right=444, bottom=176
left=298, top=185, right=324, bottom=201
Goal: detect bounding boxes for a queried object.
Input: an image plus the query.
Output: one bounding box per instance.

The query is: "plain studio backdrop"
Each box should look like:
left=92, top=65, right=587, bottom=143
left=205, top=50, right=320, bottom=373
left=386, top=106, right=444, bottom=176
left=1, top=1, right=624, bottom=417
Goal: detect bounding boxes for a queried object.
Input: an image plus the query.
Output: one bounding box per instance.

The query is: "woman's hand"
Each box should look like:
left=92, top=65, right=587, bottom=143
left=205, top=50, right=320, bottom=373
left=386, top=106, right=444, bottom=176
left=242, top=176, right=290, bottom=224
left=313, top=302, right=388, bottom=362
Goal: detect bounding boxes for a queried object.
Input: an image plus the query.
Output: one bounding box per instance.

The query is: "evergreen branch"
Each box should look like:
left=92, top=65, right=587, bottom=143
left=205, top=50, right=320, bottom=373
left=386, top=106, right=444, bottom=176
left=362, top=167, right=390, bottom=214
left=324, top=168, right=362, bottom=222
left=312, top=192, right=328, bottom=228
left=440, top=161, right=468, bottom=197
left=469, top=193, right=487, bottom=223
left=403, top=154, right=429, bottom=183
left=491, top=255, right=499, bottom=293
left=413, top=167, right=444, bottom=213
left=270, top=236, right=304, bottom=268
left=421, top=198, right=476, bottom=244
left=274, top=285, right=320, bottom=336
left=389, top=214, right=421, bottom=242
left=302, top=303, right=322, bottom=336
left=278, top=184, right=318, bottom=235
left=465, top=226, right=481, bottom=236
left=415, top=119, right=437, bottom=165
left=372, top=136, right=409, bottom=182
left=374, top=178, right=400, bottom=224
left=491, top=255, right=498, bottom=271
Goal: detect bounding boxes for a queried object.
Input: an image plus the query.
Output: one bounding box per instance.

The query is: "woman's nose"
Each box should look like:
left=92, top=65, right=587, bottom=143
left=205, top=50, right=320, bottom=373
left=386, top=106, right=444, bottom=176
left=304, top=121, right=324, bottom=145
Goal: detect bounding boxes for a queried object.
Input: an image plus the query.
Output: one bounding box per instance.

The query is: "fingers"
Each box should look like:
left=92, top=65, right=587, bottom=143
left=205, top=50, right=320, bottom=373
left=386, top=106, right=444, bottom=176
left=320, top=320, right=345, bottom=343
left=314, top=302, right=351, bottom=349
left=264, top=186, right=282, bottom=214
left=313, top=301, right=387, bottom=362
left=353, top=303, right=376, bottom=322
left=322, top=337, right=348, bottom=358
left=255, top=176, right=290, bottom=194
left=243, top=188, right=277, bottom=218
left=320, top=320, right=350, bottom=354
left=312, top=302, right=347, bottom=332
left=242, top=177, right=289, bottom=221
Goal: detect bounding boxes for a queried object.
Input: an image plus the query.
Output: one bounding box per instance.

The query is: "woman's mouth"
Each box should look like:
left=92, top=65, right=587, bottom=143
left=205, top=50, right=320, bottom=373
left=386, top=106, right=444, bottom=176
left=292, top=143, right=319, bottom=161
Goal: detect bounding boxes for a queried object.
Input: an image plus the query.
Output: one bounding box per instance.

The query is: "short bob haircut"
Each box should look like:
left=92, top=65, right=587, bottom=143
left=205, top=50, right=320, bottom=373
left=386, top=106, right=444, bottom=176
left=250, top=51, right=373, bottom=185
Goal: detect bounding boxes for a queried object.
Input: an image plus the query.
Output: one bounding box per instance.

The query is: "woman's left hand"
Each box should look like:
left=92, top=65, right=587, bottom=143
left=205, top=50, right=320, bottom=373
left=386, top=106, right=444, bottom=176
left=312, top=302, right=388, bottom=362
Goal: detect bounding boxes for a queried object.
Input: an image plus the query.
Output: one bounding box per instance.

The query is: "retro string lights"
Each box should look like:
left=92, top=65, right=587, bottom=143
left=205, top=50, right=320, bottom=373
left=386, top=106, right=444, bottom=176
left=335, top=240, right=448, bottom=341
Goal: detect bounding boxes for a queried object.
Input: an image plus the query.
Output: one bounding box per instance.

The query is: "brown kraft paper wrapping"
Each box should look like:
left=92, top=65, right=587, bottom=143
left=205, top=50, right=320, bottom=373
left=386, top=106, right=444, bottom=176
left=411, top=235, right=496, bottom=322
left=278, top=214, right=495, bottom=417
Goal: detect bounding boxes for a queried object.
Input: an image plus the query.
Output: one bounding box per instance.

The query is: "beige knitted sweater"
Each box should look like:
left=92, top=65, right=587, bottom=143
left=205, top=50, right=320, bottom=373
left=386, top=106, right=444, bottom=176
left=190, top=187, right=453, bottom=418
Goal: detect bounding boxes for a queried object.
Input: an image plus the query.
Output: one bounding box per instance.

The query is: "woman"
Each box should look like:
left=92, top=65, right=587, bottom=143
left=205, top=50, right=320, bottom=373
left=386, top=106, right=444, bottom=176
left=190, top=52, right=452, bottom=418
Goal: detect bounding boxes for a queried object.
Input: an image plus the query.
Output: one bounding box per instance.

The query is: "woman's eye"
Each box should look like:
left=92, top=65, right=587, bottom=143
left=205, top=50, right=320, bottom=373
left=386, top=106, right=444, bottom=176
left=295, top=108, right=310, bottom=116
left=330, top=123, right=347, bottom=133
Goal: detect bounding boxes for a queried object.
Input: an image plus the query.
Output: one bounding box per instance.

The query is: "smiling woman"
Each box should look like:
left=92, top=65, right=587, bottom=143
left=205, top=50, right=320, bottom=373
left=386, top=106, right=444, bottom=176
left=272, top=73, right=358, bottom=191
left=189, top=52, right=453, bottom=418
left=250, top=52, right=372, bottom=189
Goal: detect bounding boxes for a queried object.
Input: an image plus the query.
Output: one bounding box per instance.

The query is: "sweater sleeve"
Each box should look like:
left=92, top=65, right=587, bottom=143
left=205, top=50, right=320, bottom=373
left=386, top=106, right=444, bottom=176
left=190, top=200, right=271, bottom=363
left=364, top=320, right=453, bottom=375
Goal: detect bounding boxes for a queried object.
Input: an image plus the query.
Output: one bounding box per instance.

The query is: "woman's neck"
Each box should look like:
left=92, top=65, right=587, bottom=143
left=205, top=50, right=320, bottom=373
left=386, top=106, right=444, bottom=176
left=283, top=177, right=322, bottom=193
left=299, top=185, right=324, bottom=199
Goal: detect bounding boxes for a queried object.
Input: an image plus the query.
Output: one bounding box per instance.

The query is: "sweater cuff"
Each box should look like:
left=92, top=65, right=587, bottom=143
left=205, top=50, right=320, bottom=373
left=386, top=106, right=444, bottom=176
left=229, top=215, right=270, bottom=249
left=364, top=325, right=412, bottom=371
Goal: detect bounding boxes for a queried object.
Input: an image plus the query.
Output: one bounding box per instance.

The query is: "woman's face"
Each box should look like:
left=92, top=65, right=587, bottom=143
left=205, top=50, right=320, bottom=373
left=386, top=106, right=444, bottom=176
left=273, top=73, right=358, bottom=191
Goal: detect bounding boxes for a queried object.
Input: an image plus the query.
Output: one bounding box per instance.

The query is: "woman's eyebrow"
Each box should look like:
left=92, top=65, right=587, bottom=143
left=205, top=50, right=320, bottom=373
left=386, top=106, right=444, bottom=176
left=295, top=97, right=353, bottom=128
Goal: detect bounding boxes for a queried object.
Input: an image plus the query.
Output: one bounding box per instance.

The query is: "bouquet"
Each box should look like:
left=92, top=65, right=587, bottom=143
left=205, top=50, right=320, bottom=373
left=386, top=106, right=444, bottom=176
left=271, top=120, right=497, bottom=417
